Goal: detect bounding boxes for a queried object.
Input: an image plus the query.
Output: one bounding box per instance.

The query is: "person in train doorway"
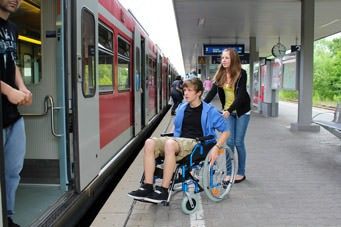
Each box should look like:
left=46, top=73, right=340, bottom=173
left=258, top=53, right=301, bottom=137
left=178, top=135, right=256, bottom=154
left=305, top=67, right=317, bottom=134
left=170, top=75, right=183, bottom=115
left=204, top=48, right=251, bottom=184
left=0, top=0, right=32, bottom=226
left=128, top=77, right=230, bottom=203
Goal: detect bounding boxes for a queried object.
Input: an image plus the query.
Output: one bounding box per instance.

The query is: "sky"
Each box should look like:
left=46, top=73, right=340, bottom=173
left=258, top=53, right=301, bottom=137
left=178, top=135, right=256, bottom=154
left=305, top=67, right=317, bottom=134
left=119, top=0, right=185, bottom=75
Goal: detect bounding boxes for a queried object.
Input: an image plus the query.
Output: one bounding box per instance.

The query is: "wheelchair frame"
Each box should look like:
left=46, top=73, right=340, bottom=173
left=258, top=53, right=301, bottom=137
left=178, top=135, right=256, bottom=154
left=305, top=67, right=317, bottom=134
left=140, top=135, right=237, bottom=214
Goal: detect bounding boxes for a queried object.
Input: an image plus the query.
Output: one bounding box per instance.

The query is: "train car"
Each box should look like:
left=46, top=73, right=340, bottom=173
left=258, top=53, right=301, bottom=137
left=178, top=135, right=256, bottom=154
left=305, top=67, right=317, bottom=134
left=0, top=0, right=179, bottom=226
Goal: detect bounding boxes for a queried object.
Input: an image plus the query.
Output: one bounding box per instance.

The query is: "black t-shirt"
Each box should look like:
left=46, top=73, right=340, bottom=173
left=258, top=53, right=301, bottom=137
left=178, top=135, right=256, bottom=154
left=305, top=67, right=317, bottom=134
left=0, top=18, right=20, bottom=128
left=180, top=103, right=203, bottom=139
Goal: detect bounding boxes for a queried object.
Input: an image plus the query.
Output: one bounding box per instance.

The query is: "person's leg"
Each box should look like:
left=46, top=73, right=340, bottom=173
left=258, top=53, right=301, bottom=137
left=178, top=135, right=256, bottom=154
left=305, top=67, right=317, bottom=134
left=171, top=93, right=177, bottom=114
left=144, top=138, right=195, bottom=203
left=128, top=137, right=165, bottom=200
left=161, top=139, right=179, bottom=188
left=171, top=92, right=182, bottom=115
left=143, top=138, right=157, bottom=184
left=234, top=114, right=250, bottom=177
left=226, top=115, right=236, bottom=176
left=4, top=118, right=26, bottom=216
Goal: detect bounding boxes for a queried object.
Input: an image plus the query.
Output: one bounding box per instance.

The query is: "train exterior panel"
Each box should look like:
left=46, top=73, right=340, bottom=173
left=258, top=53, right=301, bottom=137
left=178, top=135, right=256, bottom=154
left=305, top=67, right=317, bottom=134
left=0, top=0, right=179, bottom=226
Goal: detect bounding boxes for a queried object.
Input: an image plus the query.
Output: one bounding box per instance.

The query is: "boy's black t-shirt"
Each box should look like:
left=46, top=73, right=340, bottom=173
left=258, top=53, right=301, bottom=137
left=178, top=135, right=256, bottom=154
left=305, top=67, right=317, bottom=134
left=0, top=17, right=20, bottom=128
left=180, top=103, right=203, bottom=139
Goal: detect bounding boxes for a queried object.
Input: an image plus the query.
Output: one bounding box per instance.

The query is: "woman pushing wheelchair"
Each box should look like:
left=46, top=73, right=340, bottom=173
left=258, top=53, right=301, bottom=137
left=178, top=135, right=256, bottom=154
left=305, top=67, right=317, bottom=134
left=128, top=77, right=230, bottom=204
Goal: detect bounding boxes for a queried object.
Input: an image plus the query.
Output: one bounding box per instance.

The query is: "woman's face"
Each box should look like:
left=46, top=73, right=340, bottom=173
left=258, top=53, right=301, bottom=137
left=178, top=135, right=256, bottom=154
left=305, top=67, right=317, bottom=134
left=221, top=51, right=231, bottom=69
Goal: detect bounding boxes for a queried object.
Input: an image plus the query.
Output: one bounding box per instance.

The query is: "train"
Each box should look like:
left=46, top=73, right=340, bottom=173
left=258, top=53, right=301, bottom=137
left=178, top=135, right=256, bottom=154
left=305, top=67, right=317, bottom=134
left=0, top=0, right=179, bottom=226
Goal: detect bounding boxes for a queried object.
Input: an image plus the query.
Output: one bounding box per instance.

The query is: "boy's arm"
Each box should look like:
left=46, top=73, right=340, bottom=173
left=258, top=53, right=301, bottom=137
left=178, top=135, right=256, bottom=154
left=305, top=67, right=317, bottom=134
left=209, top=131, right=229, bottom=164
left=15, top=66, right=32, bottom=105
left=1, top=80, right=26, bottom=104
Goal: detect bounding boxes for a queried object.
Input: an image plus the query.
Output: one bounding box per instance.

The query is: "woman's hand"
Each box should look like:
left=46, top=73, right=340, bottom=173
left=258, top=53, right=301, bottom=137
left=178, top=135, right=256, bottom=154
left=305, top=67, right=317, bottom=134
left=222, top=110, right=230, bottom=118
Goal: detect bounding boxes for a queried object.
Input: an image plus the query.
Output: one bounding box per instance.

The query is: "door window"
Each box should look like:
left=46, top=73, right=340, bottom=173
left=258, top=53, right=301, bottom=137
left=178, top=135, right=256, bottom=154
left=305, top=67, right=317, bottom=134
left=81, top=8, right=96, bottom=97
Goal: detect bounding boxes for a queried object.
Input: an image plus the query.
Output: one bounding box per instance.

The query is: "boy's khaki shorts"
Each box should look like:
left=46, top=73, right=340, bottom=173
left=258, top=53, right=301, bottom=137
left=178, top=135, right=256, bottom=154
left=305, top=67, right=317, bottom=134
left=151, top=136, right=198, bottom=161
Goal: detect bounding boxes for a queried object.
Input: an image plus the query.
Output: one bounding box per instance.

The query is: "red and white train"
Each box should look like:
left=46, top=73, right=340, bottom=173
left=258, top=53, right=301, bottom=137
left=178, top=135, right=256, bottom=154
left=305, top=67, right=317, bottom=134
left=0, top=0, right=178, bottom=226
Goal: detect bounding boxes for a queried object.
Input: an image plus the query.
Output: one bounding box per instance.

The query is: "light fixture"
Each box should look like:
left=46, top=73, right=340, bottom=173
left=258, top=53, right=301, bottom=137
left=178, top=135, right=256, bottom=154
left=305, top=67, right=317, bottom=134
left=320, top=19, right=340, bottom=28
left=197, top=17, right=205, bottom=27
left=18, top=35, right=41, bottom=45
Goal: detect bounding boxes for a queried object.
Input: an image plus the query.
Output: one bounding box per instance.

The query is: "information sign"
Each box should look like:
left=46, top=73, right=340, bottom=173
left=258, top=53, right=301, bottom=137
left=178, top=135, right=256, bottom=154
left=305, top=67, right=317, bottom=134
left=203, top=44, right=244, bottom=55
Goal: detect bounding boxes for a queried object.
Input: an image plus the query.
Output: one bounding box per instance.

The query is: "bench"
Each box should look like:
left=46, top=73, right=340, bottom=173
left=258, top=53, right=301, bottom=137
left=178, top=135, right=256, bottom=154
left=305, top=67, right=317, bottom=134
left=313, top=103, right=341, bottom=139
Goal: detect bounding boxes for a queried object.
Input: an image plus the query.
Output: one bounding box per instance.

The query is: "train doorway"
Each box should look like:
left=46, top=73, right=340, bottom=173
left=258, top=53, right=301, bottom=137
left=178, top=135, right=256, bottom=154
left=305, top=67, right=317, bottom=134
left=141, top=38, right=146, bottom=128
left=6, top=0, right=70, bottom=225
left=133, top=28, right=142, bottom=134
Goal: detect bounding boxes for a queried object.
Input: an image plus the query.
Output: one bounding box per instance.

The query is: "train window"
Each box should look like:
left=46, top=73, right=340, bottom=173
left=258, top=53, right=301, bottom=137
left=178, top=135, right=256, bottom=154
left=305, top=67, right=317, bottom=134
left=81, top=8, right=96, bottom=97
left=98, top=23, right=114, bottom=93
left=135, top=47, right=141, bottom=91
left=18, top=43, right=41, bottom=85
left=118, top=37, right=130, bottom=91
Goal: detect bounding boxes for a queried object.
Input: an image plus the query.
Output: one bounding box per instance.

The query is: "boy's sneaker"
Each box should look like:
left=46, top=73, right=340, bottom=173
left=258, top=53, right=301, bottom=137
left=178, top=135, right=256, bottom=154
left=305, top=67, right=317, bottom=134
left=144, top=186, right=169, bottom=203
left=127, top=184, right=153, bottom=200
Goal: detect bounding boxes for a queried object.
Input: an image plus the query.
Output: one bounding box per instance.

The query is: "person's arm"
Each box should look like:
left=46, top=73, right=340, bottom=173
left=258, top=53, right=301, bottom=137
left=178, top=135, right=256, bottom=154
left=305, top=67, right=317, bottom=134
left=207, top=107, right=230, bottom=163
left=208, top=131, right=229, bottom=164
left=15, top=66, right=32, bottom=105
left=203, top=83, right=218, bottom=103
left=227, top=69, right=248, bottom=113
left=0, top=80, right=26, bottom=104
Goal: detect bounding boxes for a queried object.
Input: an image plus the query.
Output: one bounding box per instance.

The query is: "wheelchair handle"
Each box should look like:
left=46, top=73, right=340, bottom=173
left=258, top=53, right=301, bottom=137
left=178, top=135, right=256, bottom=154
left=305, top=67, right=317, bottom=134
left=160, top=132, right=174, bottom=137
left=195, top=135, right=215, bottom=142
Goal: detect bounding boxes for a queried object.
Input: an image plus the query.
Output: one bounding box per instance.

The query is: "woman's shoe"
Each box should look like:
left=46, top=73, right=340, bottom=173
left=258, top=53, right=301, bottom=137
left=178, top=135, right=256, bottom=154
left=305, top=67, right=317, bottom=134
left=234, top=175, right=246, bottom=183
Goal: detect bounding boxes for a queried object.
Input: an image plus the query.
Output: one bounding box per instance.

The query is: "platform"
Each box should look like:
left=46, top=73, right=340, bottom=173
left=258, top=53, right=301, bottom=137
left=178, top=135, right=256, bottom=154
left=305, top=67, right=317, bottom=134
left=91, top=100, right=341, bottom=227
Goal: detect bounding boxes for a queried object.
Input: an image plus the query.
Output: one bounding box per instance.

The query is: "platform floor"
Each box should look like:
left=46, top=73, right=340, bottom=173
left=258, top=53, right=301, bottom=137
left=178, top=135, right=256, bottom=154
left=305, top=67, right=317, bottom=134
left=91, top=100, right=341, bottom=227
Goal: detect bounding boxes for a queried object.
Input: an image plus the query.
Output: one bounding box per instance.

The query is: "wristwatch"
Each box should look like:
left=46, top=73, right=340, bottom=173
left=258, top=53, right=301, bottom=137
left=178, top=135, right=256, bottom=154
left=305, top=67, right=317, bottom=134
left=215, top=144, right=223, bottom=149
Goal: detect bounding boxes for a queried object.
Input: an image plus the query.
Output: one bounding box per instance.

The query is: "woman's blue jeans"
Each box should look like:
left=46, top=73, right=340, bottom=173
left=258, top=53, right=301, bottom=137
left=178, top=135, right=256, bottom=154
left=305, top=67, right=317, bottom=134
left=226, top=113, right=250, bottom=176
left=2, top=117, right=26, bottom=216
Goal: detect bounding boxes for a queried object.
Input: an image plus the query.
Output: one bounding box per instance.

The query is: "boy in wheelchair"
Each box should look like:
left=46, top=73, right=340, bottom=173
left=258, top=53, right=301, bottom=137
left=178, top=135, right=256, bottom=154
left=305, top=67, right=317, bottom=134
left=128, top=77, right=230, bottom=204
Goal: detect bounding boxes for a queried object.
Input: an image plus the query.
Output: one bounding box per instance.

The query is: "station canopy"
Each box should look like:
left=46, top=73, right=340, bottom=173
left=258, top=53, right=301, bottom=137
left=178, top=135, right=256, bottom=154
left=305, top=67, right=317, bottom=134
left=172, top=0, right=341, bottom=72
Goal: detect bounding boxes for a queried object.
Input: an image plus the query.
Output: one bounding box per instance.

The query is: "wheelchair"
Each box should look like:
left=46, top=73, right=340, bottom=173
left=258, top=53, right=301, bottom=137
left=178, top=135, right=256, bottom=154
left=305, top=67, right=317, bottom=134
left=140, top=133, right=237, bottom=214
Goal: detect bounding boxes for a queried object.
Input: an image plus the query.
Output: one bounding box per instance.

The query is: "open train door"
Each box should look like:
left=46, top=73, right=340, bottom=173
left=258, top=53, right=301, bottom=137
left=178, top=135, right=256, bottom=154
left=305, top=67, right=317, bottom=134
left=133, top=28, right=142, bottom=134
left=0, top=104, right=6, bottom=227
left=71, top=1, right=100, bottom=192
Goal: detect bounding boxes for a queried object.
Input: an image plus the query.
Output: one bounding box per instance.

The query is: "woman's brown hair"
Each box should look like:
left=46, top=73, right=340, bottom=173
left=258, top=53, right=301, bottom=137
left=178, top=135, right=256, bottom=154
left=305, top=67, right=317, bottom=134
left=213, top=48, right=242, bottom=87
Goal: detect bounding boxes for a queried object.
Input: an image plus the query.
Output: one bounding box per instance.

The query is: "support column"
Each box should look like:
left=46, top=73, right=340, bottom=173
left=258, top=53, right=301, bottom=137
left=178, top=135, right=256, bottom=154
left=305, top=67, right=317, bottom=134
left=249, top=37, right=258, bottom=96
left=290, top=0, right=320, bottom=132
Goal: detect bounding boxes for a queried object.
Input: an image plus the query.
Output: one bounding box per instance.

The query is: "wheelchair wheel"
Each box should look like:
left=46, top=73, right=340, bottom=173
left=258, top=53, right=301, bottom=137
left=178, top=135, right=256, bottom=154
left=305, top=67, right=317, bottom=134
left=202, top=146, right=237, bottom=202
left=181, top=194, right=198, bottom=214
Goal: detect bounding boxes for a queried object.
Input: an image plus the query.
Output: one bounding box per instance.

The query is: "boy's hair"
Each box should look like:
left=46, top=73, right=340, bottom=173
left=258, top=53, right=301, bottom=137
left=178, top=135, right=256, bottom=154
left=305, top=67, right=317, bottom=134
left=183, top=77, right=204, bottom=98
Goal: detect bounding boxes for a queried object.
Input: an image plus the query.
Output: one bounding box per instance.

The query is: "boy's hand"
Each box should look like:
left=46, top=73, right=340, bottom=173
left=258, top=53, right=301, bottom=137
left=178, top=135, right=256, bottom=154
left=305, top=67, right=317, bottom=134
left=20, top=88, right=32, bottom=105
left=208, top=146, right=219, bottom=166
left=7, top=87, right=26, bottom=105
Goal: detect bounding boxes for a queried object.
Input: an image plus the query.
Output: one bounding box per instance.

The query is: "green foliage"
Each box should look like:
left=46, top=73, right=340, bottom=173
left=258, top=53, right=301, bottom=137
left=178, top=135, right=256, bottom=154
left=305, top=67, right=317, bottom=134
left=279, top=90, right=298, bottom=101
left=313, top=38, right=341, bottom=103
left=99, top=64, right=113, bottom=86
left=279, top=37, right=340, bottom=106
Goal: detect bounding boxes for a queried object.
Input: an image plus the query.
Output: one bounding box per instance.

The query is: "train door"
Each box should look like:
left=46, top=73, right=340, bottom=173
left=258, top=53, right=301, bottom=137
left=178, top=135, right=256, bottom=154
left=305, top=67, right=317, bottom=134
left=0, top=118, right=5, bottom=226
left=140, top=38, right=146, bottom=128
left=71, top=1, right=100, bottom=191
left=134, top=28, right=142, bottom=134
left=156, top=54, right=162, bottom=112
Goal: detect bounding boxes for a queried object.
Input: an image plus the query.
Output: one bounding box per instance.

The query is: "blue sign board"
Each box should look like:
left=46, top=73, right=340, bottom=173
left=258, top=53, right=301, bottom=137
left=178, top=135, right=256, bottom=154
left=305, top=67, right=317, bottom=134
left=203, top=44, right=245, bottom=55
